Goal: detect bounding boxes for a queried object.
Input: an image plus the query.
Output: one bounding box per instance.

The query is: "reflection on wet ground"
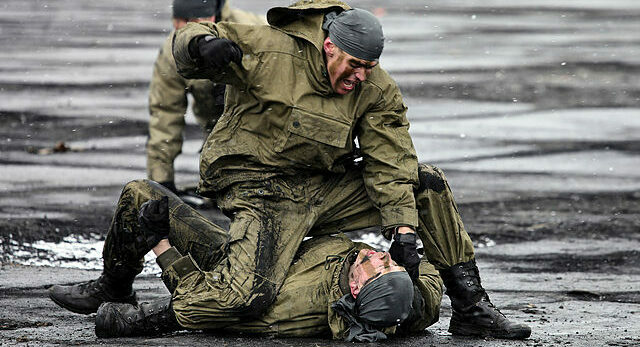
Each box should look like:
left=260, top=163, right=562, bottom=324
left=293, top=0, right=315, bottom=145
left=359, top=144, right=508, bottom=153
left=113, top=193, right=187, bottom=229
left=5, top=235, right=159, bottom=275
left=1, top=0, right=640, bottom=345
left=3, top=230, right=497, bottom=274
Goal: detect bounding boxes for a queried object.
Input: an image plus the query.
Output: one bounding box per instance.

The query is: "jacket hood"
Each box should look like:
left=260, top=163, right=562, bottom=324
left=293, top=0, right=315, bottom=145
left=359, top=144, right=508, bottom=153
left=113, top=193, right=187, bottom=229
left=267, top=0, right=351, bottom=52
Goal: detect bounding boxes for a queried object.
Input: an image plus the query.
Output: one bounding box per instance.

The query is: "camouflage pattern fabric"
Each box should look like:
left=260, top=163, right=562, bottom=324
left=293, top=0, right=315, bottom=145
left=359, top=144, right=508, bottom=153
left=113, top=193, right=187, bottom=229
left=172, top=0, right=421, bottom=231
left=100, top=178, right=444, bottom=337
left=101, top=162, right=471, bottom=335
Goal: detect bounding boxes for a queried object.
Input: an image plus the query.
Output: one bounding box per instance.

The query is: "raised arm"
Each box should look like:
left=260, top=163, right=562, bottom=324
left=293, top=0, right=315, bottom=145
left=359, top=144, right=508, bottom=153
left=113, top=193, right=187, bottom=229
left=172, top=21, right=258, bottom=86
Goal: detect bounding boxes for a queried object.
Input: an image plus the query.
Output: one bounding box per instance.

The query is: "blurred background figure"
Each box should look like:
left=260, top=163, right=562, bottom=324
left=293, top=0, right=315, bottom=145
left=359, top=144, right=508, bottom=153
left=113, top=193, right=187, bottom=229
left=147, top=0, right=264, bottom=199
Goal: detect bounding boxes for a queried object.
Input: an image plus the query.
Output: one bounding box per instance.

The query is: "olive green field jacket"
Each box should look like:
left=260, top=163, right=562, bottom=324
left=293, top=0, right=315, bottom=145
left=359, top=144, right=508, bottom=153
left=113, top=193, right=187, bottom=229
left=173, top=0, right=420, bottom=230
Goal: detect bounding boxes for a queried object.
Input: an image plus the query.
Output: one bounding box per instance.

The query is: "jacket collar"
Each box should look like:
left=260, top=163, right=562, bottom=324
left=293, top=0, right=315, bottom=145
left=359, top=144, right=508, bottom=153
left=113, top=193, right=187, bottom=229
left=338, top=248, right=359, bottom=295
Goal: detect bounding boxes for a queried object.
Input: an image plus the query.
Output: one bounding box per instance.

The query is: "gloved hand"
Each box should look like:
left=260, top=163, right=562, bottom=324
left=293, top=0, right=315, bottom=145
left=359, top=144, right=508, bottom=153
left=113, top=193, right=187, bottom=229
left=196, top=35, right=243, bottom=69
left=389, top=231, right=420, bottom=281
left=138, top=196, right=170, bottom=249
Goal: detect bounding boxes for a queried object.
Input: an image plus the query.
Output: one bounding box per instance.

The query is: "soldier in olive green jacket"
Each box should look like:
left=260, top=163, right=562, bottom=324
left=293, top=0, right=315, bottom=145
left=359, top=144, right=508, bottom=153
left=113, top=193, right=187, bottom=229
left=147, top=0, right=264, bottom=192
left=171, top=0, right=530, bottom=339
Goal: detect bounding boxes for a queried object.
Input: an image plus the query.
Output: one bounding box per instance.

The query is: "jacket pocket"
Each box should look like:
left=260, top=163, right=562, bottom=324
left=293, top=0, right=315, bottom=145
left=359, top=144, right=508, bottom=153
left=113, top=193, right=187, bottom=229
left=228, top=215, right=253, bottom=243
left=275, top=107, right=351, bottom=152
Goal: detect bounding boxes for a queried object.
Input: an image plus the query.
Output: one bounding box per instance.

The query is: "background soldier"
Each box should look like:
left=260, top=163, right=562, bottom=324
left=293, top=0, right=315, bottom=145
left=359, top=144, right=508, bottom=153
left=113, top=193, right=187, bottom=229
left=147, top=0, right=264, bottom=193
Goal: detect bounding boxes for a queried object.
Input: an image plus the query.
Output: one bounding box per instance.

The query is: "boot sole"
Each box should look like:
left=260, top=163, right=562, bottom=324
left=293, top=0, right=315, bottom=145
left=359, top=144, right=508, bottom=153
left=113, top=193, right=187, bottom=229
left=48, top=287, right=137, bottom=315
left=449, top=323, right=531, bottom=339
left=48, top=289, right=98, bottom=314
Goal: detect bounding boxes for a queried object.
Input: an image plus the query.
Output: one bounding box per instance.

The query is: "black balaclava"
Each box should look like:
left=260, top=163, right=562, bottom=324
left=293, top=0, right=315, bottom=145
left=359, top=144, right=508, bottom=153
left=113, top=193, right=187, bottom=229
left=332, top=271, right=414, bottom=342
left=172, top=0, right=220, bottom=19
left=322, top=8, right=384, bottom=61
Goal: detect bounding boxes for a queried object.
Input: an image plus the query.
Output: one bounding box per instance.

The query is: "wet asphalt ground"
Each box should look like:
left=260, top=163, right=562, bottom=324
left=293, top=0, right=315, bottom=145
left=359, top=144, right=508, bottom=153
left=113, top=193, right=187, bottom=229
left=1, top=0, right=640, bottom=346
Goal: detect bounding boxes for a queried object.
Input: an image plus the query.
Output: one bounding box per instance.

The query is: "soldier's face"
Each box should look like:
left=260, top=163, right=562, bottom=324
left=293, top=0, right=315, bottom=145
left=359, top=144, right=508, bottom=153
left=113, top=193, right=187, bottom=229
left=324, top=39, right=377, bottom=95
left=349, top=249, right=404, bottom=297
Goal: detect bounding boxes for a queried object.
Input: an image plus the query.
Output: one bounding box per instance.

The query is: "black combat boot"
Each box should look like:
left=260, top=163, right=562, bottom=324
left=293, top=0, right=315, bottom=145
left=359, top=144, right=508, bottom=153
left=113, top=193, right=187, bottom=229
left=49, top=274, right=136, bottom=314
left=440, top=259, right=531, bottom=339
left=95, top=296, right=180, bottom=338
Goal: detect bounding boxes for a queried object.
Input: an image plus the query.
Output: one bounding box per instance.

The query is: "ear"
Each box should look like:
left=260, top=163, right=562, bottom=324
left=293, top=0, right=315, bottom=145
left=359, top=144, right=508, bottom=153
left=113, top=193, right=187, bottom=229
left=349, top=280, right=360, bottom=298
left=323, top=37, right=335, bottom=57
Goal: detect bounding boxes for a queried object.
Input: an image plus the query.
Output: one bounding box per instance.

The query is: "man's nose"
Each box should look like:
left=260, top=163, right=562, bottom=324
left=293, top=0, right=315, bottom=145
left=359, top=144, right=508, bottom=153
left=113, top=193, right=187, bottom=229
left=354, top=68, right=366, bottom=82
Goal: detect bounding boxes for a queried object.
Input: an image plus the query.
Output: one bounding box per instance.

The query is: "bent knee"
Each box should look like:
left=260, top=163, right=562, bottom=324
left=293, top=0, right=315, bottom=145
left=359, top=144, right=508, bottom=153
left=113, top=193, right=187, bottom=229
left=416, top=164, right=447, bottom=193
left=239, top=282, right=278, bottom=318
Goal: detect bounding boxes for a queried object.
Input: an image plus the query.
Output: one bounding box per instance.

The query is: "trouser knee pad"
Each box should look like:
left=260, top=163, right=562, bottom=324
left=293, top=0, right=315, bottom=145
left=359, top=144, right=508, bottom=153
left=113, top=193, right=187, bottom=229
left=416, top=164, right=447, bottom=194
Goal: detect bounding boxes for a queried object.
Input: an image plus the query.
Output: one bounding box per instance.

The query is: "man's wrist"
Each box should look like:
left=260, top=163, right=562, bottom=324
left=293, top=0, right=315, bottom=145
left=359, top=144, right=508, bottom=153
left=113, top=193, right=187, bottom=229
left=152, top=238, right=171, bottom=256
left=382, top=225, right=415, bottom=240
left=396, top=226, right=415, bottom=234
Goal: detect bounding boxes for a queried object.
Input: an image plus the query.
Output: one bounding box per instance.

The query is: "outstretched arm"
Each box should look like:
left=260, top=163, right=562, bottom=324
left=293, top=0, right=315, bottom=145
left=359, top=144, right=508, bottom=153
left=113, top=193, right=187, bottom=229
left=172, top=21, right=256, bottom=86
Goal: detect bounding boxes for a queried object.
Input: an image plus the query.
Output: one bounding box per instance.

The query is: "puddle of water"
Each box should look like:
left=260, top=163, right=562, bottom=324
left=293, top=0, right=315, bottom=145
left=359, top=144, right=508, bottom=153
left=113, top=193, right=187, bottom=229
left=420, top=108, right=640, bottom=142
left=477, top=238, right=640, bottom=257
left=446, top=150, right=640, bottom=179
left=5, top=235, right=160, bottom=276
left=0, top=211, right=71, bottom=219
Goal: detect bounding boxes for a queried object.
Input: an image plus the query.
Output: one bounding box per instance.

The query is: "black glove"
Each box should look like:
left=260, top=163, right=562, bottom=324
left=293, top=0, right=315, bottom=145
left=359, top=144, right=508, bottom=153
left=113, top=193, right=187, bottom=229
left=138, top=196, right=170, bottom=249
left=389, top=232, right=420, bottom=281
left=195, top=35, right=243, bottom=69
left=158, top=181, right=178, bottom=194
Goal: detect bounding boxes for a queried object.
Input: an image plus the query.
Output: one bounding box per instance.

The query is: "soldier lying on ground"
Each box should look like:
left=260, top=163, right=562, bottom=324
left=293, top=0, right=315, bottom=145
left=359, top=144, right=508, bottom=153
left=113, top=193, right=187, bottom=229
left=50, top=180, right=443, bottom=342
left=147, top=0, right=264, bottom=194
left=51, top=0, right=531, bottom=340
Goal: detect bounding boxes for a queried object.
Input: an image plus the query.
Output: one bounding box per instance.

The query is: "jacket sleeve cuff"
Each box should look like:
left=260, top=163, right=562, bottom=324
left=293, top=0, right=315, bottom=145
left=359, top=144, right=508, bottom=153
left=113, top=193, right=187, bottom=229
left=380, top=206, right=418, bottom=232
left=156, top=247, right=182, bottom=271
left=172, top=23, right=217, bottom=78
left=156, top=247, right=201, bottom=294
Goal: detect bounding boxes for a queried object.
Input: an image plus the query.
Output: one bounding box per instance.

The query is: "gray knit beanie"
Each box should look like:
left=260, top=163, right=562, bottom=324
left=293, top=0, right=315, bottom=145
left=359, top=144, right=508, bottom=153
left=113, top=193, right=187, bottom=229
left=322, top=8, right=385, bottom=61
left=172, top=0, right=223, bottom=19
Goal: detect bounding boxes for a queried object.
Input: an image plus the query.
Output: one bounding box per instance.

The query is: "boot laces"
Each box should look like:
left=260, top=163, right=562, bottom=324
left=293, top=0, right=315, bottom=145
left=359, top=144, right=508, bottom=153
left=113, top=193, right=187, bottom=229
left=480, top=296, right=506, bottom=319
left=77, top=279, right=101, bottom=295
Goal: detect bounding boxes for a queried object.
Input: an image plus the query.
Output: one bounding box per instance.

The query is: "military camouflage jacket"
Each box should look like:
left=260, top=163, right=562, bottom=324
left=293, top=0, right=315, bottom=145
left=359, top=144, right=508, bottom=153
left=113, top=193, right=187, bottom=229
left=158, top=233, right=442, bottom=338
left=147, top=4, right=265, bottom=183
left=173, top=0, right=420, bottom=229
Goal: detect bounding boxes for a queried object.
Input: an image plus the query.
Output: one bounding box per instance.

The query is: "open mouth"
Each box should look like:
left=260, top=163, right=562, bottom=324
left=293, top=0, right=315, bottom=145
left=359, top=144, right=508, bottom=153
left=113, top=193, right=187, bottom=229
left=342, top=79, right=356, bottom=90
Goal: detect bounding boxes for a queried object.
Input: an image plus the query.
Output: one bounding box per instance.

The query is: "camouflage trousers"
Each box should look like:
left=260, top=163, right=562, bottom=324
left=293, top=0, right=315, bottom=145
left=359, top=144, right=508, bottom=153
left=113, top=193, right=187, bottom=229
left=101, top=164, right=474, bottom=329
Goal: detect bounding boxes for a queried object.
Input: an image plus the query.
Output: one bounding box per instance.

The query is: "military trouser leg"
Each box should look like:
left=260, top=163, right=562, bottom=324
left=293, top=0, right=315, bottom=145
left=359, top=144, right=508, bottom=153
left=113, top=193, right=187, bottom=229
left=309, top=164, right=475, bottom=269
left=102, top=179, right=228, bottom=281
left=413, top=164, right=475, bottom=269
left=170, top=175, right=333, bottom=327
